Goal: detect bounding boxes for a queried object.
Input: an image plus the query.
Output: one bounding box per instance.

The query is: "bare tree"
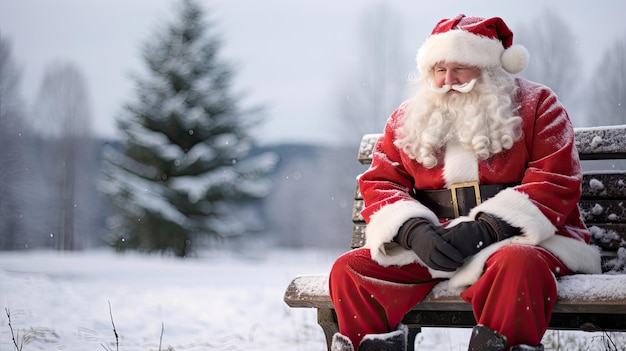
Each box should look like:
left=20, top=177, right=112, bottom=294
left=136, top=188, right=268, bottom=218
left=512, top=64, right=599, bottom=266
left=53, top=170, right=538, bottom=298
left=32, top=61, right=92, bottom=138
left=0, top=34, right=27, bottom=249
left=516, top=8, right=582, bottom=120
left=31, top=61, right=96, bottom=250
left=584, top=35, right=626, bottom=126
left=336, top=2, right=412, bottom=146
left=0, top=36, right=23, bottom=132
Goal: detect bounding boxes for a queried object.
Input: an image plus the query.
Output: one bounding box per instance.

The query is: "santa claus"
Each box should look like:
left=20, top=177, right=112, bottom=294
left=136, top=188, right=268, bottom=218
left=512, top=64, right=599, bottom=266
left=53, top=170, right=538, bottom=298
left=328, top=14, right=601, bottom=351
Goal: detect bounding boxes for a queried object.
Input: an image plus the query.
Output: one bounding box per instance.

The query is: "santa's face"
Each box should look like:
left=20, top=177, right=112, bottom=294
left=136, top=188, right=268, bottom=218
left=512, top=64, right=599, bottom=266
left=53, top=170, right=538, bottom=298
left=433, top=62, right=481, bottom=90
left=394, top=65, right=521, bottom=168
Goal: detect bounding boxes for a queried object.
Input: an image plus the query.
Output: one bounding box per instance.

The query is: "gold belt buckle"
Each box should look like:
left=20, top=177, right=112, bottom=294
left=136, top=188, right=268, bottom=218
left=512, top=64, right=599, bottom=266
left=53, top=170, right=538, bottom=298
left=450, top=181, right=481, bottom=218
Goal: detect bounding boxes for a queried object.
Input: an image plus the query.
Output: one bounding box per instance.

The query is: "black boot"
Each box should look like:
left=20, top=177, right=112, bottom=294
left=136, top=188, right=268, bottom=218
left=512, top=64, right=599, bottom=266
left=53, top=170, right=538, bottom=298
left=331, top=333, right=355, bottom=351
left=468, top=325, right=507, bottom=351
left=359, top=324, right=407, bottom=351
left=330, top=324, right=408, bottom=351
left=468, top=325, right=545, bottom=351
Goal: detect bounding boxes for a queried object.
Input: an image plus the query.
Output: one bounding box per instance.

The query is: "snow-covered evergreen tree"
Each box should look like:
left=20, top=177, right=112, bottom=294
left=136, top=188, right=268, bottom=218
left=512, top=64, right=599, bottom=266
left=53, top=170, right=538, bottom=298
left=100, top=0, right=277, bottom=257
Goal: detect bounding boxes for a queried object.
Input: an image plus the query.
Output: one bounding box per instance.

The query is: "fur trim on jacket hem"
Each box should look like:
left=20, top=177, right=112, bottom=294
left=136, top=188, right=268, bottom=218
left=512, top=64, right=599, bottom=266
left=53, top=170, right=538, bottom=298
left=363, top=189, right=601, bottom=288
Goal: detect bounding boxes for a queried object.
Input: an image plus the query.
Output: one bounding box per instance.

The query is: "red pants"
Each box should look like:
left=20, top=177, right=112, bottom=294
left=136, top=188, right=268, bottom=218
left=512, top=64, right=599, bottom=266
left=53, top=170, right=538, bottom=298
left=328, top=244, right=572, bottom=349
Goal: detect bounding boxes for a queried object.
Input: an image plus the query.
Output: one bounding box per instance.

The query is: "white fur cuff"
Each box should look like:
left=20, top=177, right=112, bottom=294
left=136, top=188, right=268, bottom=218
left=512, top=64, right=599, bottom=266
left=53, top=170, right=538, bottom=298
left=364, top=200, right=438, bottom=267
left=468, top=188, right=556, bottom=244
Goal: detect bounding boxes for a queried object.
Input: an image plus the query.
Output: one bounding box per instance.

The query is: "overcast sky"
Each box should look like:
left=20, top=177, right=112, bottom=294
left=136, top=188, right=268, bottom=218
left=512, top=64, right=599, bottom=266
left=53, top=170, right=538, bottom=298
left=1, top=0, right=625, bottom=145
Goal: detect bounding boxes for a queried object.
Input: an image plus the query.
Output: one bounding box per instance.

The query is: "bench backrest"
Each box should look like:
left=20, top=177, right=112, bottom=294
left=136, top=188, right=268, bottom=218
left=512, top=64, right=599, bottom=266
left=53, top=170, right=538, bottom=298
left=351, top=126, right=626, bottom=271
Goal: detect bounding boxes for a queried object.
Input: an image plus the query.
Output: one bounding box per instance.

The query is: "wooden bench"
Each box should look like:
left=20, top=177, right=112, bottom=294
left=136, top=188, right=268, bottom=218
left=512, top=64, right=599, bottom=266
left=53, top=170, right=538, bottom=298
left=284, top=125, right=626, bottom=350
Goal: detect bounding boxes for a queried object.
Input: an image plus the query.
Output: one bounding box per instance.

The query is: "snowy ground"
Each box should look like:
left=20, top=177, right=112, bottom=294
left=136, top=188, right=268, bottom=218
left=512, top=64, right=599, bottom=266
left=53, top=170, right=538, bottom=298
left=2, top=249, right=622, bottom=351
left=0, top=248, right=475, bottom=351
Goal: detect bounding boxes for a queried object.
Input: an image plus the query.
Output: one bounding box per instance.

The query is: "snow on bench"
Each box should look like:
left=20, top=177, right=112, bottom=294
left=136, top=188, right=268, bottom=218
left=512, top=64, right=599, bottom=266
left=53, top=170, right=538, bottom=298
left=285, top=273, right=626, bottom=312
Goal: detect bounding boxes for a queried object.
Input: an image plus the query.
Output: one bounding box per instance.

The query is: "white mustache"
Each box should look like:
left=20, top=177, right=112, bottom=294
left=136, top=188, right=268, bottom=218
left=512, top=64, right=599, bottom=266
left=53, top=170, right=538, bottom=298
left=429, top=79, right=477, bottom=94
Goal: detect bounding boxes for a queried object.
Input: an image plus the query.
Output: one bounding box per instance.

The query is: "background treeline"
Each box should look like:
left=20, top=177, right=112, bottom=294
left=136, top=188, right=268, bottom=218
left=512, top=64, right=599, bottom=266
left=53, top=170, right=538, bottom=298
left=1, top=1, right=624, bottom=254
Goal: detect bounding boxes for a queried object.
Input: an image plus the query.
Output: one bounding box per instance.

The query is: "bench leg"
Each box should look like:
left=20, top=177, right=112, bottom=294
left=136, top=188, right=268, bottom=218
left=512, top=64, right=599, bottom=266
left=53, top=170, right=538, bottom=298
left=407, top=326, right=421, bottom=351
left=318, top=308, right=339, bottom=351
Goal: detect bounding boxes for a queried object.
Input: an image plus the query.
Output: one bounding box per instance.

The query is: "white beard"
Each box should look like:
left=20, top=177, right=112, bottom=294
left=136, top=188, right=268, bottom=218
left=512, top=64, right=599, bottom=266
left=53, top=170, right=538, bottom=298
left=394, top=70, right=522, bottom=168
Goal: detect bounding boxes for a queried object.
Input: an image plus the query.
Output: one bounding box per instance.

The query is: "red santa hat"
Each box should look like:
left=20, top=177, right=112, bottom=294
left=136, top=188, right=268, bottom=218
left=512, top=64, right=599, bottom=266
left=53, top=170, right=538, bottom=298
left=417, top=14, right=529, bottom=75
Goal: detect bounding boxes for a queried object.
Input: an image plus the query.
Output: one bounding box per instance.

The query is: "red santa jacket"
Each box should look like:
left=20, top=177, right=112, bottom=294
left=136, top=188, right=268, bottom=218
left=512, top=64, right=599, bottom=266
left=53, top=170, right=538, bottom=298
left=360, top=78, right=601, bottom=288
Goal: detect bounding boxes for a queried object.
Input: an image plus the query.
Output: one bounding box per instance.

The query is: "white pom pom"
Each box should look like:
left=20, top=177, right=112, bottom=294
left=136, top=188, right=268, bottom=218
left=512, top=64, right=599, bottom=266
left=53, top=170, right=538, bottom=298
left=501, top=44, right=529, bottom=74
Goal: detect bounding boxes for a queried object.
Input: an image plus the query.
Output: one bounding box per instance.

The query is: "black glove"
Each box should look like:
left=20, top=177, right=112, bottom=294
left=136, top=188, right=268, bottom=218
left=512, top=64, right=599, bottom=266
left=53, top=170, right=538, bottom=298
left=394, top=218, right=465, bottom=271
left=439, top=212, right=521, bottom=259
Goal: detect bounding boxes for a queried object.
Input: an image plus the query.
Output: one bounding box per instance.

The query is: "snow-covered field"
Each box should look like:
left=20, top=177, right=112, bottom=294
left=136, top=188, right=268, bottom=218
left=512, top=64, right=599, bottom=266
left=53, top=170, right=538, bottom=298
left=3, top=249, right=622, bottom=351
left=0, top=248, right=474, bottom=351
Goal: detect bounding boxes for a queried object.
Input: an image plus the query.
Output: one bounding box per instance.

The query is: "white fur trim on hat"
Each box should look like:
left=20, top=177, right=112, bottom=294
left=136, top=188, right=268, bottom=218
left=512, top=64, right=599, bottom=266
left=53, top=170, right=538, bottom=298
left=417, top=30, right=529, bottom=75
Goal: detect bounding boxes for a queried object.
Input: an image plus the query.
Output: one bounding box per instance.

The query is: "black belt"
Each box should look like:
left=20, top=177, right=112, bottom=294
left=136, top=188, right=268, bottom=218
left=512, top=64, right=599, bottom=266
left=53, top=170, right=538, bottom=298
left=412, top=182, right=516, bottom=218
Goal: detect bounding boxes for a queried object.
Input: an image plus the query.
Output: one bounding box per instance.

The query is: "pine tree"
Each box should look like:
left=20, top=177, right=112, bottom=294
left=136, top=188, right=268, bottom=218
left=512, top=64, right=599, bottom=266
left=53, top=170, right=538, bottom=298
left=100, top=0, right=277, bottom=257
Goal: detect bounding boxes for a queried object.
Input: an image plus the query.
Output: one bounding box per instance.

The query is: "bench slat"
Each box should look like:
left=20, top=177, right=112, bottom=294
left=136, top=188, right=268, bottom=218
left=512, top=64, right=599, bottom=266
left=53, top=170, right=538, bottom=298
left=356, top=134, right=380, bottom=165
left=581, top=172, right=626, bottom=199
left=580, top=200, right=626, bottom=222
left=351, top=224, right=366, bottom=249
left=399, top=309, right=626, bottom=331
left=575, top=125, right=626, bottom=159
left=357, top=126, right=626, bottom=164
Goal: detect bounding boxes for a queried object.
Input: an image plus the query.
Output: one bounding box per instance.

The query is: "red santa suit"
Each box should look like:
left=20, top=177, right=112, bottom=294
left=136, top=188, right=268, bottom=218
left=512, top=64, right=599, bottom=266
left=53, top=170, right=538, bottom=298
left=328, top=14, right=601, bottom=350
